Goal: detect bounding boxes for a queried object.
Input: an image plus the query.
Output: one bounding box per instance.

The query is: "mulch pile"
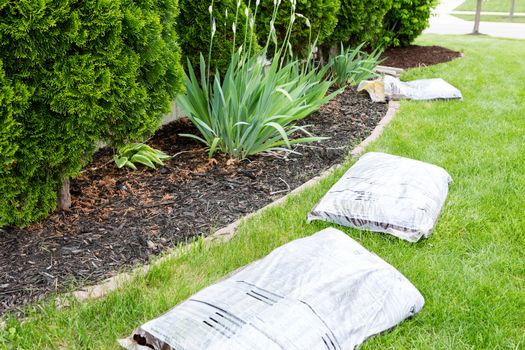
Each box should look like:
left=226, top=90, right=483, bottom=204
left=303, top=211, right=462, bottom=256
left=0, top=45, right=461, bottom=315
left=380, top=45, right=462, bottom=69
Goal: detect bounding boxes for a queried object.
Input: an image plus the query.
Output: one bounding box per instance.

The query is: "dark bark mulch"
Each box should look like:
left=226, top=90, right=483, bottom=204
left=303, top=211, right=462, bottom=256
left=0, top=88, right=387, bottom=315
left=380, top=45, right=462, bottom=69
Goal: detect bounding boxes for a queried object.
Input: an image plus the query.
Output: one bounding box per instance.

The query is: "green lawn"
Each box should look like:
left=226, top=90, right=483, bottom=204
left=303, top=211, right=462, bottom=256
left=454, top=13, right=525, bottom=22
left=455, top=0, right=525, bottom=13
left=2, top=35, right=525, bottom=349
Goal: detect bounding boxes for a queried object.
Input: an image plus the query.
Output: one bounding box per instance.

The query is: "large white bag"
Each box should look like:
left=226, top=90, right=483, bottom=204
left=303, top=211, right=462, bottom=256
left=119, top=228, right=424, bottom=350
left=358, top=75, right=462, bottom=102
left=308, top=152, right=452, bottom=242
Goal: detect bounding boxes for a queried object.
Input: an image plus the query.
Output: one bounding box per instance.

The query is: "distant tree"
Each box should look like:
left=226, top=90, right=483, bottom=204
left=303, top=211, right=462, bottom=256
left=509, top=0, right=516, bottom=19
left=473, top=0, right=483, bottom=34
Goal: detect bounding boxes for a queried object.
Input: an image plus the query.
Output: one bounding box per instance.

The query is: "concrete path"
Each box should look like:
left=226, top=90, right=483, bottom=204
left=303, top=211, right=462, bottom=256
left=425, top=0, right=525, bottom=39
left=452, top=10, right=525, bottom=16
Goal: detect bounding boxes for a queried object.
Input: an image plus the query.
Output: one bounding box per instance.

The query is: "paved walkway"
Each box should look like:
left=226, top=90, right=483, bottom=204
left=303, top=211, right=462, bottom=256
left=425, top=0, right=525, bottom=39
left=452, top=10, right=525, bottom=16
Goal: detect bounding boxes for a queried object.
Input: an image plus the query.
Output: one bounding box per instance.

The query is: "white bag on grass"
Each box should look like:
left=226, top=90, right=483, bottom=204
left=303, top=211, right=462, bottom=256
left=358, top=75, right=462, bottom=102
left=307, top=152, right=452, bottom=242
left=119, top=228, right=424, bottom=350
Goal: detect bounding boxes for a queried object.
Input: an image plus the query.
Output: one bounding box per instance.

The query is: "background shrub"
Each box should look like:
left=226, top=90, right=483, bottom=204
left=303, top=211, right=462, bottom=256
left=0, top=0, right=184, bottom=227
left=177, top=0, right=257, bottom=73
left=255, top=0, right=341, bottom=54
left=329, top=0, right=393, bottom=48
left=381, top=0, right=438, bottom=47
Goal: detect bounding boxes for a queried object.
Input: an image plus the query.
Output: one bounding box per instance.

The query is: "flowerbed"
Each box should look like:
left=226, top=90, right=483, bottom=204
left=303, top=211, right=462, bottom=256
left=1, top=87, right=385, bottom=314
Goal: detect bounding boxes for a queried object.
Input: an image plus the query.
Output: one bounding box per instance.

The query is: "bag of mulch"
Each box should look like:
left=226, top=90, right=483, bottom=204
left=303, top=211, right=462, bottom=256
left=119, top=228, right=424, bottom=350
left=358, top=75, right=462, bottom=102
left=307, top=152, right=452, bottom=242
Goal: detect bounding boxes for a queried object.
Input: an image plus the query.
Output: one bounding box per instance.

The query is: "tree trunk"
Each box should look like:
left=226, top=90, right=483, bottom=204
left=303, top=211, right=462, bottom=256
left=473, top=0, right=483, bottom=34
left=509, top=0, right=516, bottom=19
left=57, top=178, right=71, bottom=210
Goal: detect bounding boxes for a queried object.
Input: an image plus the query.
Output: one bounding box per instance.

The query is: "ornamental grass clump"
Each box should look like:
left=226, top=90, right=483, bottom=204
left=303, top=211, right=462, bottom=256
left=331, top=43, right=383, bottom=87
left=177, top=0, right=341, bottom=160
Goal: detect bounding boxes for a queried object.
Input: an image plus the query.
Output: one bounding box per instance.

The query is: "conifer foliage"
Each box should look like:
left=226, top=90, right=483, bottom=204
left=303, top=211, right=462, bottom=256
left=381, top=0, right=438, bottom=46
left=330, top=0, right=393, bottom=47
left=177, top=0, right=258, bottom=73
left=0, top=0, right=184, bottom=226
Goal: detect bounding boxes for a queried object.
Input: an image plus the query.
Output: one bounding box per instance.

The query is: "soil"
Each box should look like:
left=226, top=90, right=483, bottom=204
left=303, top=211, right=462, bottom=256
left=0, top=44, right=462, bottom=315
left=380, top=45, right=462, bottom=69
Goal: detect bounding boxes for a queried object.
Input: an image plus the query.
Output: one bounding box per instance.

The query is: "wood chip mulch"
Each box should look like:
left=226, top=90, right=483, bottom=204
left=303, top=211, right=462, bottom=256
left=380, top=45, right=462, bottom=69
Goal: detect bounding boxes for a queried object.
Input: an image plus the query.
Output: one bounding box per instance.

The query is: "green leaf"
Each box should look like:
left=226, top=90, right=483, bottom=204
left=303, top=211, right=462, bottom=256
left=114, top=156, right=129, bottom=169
left=135, top=150, right=162, bottom=166
left=130, top=154, right=156, bottom=169
left=209, top=137, right=221, bottom=158
left=124, top=160, right=137, bottom=171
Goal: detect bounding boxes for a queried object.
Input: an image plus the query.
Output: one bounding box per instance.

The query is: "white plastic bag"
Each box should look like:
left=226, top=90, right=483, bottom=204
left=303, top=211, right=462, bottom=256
left=358, top=75, right=462, bottom=102
left=307, top=152, right=452, bottom=242
left=119, top=228, right=424, bottom=350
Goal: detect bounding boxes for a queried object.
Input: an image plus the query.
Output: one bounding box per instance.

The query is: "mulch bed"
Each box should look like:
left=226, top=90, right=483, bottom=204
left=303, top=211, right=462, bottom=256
left=0, top=44, right=461, bottom=315
left=0, top=88, right=387, bottom=314
left=380, top=45, right=462, bottom=69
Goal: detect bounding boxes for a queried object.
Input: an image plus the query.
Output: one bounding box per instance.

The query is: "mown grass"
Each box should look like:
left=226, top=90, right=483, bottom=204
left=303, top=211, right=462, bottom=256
left=454, top=14, right=525, bottom=23
left=455, top=0, right=525, bottom=13
left=2, top=35, right=525, bottom=349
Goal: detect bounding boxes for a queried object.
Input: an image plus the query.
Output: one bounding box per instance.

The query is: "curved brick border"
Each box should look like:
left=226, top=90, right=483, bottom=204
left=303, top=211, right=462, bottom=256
left=61, top=100, right=401, bottom=303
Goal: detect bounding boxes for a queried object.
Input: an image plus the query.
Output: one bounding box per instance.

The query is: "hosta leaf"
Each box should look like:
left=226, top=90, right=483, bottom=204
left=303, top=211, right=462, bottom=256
left=114, top=155, right=129, bottom=169
left=130, top=154, right=156, bottom=169
left=124, top=160, right=137, bottom=170
left=135, top=149, right=164, bottom=165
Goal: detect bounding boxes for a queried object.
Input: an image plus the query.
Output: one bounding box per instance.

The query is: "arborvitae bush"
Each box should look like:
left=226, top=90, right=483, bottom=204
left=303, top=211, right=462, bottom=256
left=255, top=0, right=341, bottom=55
left=381, top=0, right=437, bottom=47
left=0, top=0, right=184, bottom=227
left=178, top=0, right=258, bottom=73
left=330, top=0, right=393, bottom=47
left=0, top=60, right=31, bottom=226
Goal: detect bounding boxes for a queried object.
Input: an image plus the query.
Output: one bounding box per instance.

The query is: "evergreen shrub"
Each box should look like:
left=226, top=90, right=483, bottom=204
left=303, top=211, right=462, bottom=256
left=255, top=0, right=341, bottom=54
left=381, top=0, right=437, bottom=47
left=330, top=0, right=393, bottom=47
left=177, top=0, right=258, bottom=73
left=0, top=0, right=184, bottom=226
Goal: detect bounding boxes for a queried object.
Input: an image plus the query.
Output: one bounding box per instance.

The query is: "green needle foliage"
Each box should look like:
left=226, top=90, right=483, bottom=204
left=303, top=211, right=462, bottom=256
left=177, top=0, right=258, bottom=74
left=330, top=0, right=393, bottom=47
left=256, top=0, right=341, bottom=54
left=114, top=143, right=171, bottom=170
left=177, top=0, right=340, bottom=160
left=0, top=0, right=184, bottom=227
left=381, top=0, right=438, bottom=47
left=331, top=43, right=383, bottom=87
